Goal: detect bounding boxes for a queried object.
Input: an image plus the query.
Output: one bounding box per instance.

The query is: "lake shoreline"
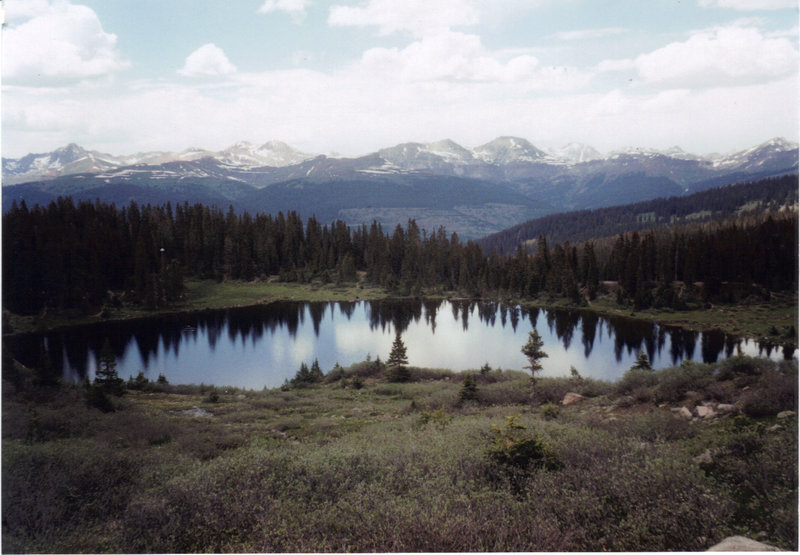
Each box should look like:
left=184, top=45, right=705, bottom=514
left=4, top=278, right=797, bottom=348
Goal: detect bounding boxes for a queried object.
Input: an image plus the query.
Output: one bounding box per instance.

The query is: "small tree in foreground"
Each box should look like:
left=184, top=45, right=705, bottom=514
left=458, top=373, right=478, bottom=404
left=94, top=339, right=125, bottom=397
left=386, top=332, right=410, bottom=382
left=631, top=350, right=652, bottom=371
left=521, top=329, right=548, bottom=404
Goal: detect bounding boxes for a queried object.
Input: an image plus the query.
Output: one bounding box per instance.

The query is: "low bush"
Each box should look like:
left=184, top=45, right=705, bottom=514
left=653, top=363, right=714, bottom=404
left=486, top=415, right=562, bottom=471
left=616, top=369, right=659, bottom=396
left=716, top=355, right=774, bottom=381
left=535, top=378, right=572, bottom=405
left=740, top=370, right=798, bottom=417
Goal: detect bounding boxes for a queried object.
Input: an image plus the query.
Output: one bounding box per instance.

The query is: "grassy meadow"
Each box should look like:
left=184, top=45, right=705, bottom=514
left=2, top=355, right=797, bottom=552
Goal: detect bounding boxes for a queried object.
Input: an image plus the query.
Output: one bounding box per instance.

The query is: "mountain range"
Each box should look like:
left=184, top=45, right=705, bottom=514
left=3, top=136, right=797, bottom=239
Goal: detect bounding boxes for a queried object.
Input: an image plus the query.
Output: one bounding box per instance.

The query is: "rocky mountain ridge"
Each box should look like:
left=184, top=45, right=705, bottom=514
left=5, top=136, right=797, bottom=186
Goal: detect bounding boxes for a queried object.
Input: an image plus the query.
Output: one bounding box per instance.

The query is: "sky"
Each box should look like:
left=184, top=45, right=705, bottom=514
left=1, top=0, right=798, bottom=158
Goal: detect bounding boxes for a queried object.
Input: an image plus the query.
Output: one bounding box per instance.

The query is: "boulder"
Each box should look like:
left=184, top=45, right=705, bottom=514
left=561, top=392, right=584, bottom=406
left=777, top=410, right=796, bottom=420
left=706, top=535, right=778, bottom=551
left=695, top=405, right=715, bottom=419
left=676, top=406, right=693, bottom=420
left=716, top=403, right=737, bottom=415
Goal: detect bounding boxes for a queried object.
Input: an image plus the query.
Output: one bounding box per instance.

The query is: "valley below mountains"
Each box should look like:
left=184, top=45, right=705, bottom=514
left=3, top=136, right=797, bottom=239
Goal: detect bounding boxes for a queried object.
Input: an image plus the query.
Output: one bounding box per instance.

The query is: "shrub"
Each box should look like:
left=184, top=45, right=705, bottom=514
left=127, top=371, right=149, bottom=391
left=631, top=386, right=653, bottom=404
left=541, top=402, right=560, bottom=420
left=535, top=377, right=572, bottom=405
left=616, top=369, right=658, bottom=396
left=416, top=406, right=453, bottom=430
left=486, top=414, right=562, bottom=470
left=86, top=385, right=116, bottom=413
left=716, top=355, right=773, bottom=381
left=476, top=379, right=530, bottom=406
left=386, top=364, right=411, bottom=383
left=653, top=363, right=713, bottom=404
left=741, top=371, right=798, bottom=417
left=204, top=388, right=220, bottom=403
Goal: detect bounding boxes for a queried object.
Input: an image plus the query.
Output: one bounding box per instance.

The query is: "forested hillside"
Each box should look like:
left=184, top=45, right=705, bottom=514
left=3, top=192, right=796, bottom=317
left=479, top=175, right=798, bottom=254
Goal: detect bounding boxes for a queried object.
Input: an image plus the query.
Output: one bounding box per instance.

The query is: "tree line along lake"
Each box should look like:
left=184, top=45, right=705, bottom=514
left=5, top=300, right=794, bottom=390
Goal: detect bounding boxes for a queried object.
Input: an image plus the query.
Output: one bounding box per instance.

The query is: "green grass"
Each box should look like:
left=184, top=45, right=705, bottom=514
left=3, top=356, right=797, bottom=553
left=541, top=291, right=798, bottom=345
left=182, top=277, right=390, bottom=308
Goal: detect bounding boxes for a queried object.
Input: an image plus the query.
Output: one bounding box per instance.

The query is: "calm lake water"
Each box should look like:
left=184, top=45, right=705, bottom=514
left=6, top=300, right=794, bottom=389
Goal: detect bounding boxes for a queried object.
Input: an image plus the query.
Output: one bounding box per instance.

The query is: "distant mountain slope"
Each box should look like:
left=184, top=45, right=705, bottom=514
left=3, top=172, right=553, bottom=239
left=478, top=174, right=799, bottom=254
left=3, top=137, right=797, bottom=238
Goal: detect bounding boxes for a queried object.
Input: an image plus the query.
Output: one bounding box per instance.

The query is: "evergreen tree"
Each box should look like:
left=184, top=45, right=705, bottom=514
left=458, top=373, right=478, bottom=403
left=309, top=359, right=324, bottom=383
left=386, top=332, right=410, bottom=382
left=387, top=333, right=408, bottom=366
left=292, top=362, right=311, bottom=385
left=94, top=339, right=125, bottom=396
left=631, top=350, right=652, bottom=371
left=521, top=329, right=548, bottom=404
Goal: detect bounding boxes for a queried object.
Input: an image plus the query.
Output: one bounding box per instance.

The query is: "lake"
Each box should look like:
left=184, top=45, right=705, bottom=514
left=6, top=300, right=794, bottom=389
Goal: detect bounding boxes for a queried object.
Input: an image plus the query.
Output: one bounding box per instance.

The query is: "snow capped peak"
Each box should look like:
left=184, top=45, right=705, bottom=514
left=608, top=145, right=663, bottom=159
left=549, top=142, right=602, bottom=164
left=472, top=136, right=549, bottom=164
left=712, top=136, right=798, bottom=170
left=214, top=140, right=315, bottom=168
left=423, top=139, right=475, bottom=164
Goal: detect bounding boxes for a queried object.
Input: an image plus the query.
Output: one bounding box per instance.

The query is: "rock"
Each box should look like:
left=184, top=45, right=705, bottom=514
left=182, top=407, right=212, bottom=418
left=766, top=424, right=782, bottom=432
left=706, top=535, right=779, bottom=551
left=777, top=410, right=796, bottom=420
left=561, top=392, right=584, bottom=406
left=676, top=406, right=693, bottom=420
left=716, top=403, right=737, bottom=415
left=695, top=405, right=715, bottom=419
left=693, top=449, right=714, bottom=465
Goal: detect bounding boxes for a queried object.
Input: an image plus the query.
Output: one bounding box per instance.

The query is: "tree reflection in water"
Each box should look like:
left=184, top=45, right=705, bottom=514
left=6, top=300, right=794, bottom=388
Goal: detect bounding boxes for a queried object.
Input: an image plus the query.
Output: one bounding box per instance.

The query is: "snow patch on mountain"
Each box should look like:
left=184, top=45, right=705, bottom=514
left=472, top=136, right=550, bottom=165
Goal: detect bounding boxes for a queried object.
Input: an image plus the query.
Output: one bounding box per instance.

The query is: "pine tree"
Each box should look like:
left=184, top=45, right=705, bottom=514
left=94, top=339, right=125, bottom=396
left=386, top=332, right=410, bottom=382
left=387, top=333, right=408, bottom=366
left=458, top=373, right=478, bottom=403
left=521, top=329, right=548, bottom=404
left=631, top=350, right=652, bottom=371
left=309, top=359, right=324, bottom=383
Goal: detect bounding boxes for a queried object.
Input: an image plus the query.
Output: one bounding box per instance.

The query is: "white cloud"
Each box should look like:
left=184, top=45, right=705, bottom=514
left=3, top=0, right=50, bottom=22
left=178, top=43, right=237, bottom=77
left=2, top=1, right=130, bottom=85
left=257, top=0, right=311, bottom=21
left=552, top=27, right=626, bottom=41
left=698, top=0, right=797, bottom=10
left=358, top=31, right=539, bottom=82
left=595, top=23, right=798, bottom=87
left=633, top=24, right=798, bottom=87
left=596, top=58, right=636, bottom=73
left=329, top=0, right=479, bottom=36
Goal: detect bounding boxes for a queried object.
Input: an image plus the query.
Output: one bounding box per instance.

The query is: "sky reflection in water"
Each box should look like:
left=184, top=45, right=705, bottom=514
left=10, top=300, right=794, bottom=390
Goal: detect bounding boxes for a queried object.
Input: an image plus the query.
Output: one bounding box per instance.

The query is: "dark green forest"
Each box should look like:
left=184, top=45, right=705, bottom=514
left=3, top=176, right=797, bottom=317
left=480, top=175, right=798, bottom=254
